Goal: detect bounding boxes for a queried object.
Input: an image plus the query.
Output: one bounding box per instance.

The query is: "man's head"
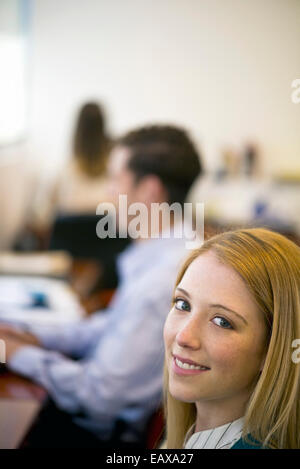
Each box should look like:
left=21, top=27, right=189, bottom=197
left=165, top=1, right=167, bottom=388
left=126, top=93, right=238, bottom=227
left=108, top=125, right=203, bottom=209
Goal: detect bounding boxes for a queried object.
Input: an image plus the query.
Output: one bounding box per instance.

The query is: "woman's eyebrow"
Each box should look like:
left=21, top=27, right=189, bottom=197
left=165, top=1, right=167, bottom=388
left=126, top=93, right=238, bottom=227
left=175, top=289, right=248, bottom=325
left=176, top=287, right=191, bottom=299
left=210, top=304, right=248, bottom=325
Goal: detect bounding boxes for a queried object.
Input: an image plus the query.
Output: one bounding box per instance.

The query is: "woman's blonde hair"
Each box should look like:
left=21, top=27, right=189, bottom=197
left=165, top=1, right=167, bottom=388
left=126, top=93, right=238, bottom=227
left=163, top=228, right=300, bottom=449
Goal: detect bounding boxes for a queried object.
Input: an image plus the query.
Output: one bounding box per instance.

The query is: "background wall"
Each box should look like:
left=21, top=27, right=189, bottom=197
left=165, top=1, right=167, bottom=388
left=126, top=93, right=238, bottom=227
left=28, top=0, right=300, bottom=177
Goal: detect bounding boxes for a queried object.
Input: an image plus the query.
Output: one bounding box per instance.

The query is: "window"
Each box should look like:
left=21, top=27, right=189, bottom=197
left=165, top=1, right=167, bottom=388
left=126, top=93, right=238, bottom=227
left=0, top=0, right=30, bottom=146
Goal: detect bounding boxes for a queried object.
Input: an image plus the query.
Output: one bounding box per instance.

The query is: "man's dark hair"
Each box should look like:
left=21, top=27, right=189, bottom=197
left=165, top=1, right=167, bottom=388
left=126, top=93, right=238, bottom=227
left=117, top=125, right=203, bottom=206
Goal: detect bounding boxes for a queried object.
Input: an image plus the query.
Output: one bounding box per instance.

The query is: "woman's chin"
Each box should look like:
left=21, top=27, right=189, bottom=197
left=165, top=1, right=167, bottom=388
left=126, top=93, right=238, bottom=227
left=169, top=385, right=203, bottom=403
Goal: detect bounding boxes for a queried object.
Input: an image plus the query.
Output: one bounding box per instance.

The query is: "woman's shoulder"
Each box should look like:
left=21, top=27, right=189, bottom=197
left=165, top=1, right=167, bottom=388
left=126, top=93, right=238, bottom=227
left=231, top=435, right=269, bottom=449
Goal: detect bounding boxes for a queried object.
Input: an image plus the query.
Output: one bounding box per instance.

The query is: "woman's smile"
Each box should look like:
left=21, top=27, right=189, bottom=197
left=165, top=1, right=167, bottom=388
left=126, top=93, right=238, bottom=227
left=172, top=354, right=210, bottom=376
left=172, top=355, right=211, bottom=376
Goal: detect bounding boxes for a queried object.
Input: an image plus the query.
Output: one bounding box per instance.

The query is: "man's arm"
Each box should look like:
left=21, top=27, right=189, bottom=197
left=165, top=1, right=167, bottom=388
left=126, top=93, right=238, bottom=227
left=6, top=284, right=170, bottom=422
left=0, top=310, right=110, bottom=358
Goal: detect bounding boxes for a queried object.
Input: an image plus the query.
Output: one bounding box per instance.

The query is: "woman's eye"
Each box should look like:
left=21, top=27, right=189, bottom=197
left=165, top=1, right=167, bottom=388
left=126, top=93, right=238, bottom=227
left=174, top=298, right=190, bottom=312
left=212, top=316, right=233, bottom=329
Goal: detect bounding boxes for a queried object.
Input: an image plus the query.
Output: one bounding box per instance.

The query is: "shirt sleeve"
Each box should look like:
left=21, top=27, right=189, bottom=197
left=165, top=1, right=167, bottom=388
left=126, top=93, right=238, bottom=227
left=7, top=277, right=172, bottom=422
left=27, top=310, right=110, bottom=358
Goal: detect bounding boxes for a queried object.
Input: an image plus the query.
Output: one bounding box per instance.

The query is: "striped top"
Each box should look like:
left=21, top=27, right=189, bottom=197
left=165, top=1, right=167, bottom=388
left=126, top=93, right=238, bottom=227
left=184, top=417, right=244, bottom=449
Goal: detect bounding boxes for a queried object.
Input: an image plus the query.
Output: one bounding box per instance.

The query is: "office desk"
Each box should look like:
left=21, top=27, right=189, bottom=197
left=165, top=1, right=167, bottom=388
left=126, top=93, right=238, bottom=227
left=0, top=371, right=47, bottom=449
left=0, top=260, right=86, bottom=449
left=0, top=258, right=115, bottom=449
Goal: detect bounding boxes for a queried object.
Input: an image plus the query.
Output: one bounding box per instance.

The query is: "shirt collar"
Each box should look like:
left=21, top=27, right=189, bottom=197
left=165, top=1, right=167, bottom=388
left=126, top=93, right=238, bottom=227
left=184, top=417, right=244, bottom=449
left=116, top=220, right=193, bottom=280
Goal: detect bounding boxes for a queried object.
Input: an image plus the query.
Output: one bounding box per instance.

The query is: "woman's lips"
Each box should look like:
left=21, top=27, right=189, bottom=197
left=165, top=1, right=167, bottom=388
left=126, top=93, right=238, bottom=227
left=172, top=354, right=209, bottom=367
left=172, top=356, right=211, bottom=376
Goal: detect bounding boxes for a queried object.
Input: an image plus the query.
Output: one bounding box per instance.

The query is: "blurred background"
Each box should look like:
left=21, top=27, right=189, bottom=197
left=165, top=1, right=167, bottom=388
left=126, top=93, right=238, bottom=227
left=1, top=1, right=300, bottom=450
left=0, top=0, right=300, bottom=252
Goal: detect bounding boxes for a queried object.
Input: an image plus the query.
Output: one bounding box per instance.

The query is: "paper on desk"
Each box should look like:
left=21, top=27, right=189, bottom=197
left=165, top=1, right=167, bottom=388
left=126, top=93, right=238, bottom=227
left=0, top=306, right=82, bottom=328
left=0, top=280, right=33, bottom=307
left=0, top=276, right=84, bottom=328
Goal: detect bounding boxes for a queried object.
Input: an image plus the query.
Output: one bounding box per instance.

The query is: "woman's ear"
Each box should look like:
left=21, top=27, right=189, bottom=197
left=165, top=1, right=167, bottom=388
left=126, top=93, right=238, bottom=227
left=259, top=353, right=267, bottom=372
left=259, top=329, right=270, bottom=373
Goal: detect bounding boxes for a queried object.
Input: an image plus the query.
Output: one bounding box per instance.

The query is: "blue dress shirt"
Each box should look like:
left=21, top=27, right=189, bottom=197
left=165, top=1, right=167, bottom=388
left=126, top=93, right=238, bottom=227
left=8, top=233, right=188, bottom=442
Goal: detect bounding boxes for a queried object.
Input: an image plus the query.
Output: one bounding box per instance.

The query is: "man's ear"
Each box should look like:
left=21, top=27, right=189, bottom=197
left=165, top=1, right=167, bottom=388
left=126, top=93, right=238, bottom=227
left=137, top=175, right=168, bottom=204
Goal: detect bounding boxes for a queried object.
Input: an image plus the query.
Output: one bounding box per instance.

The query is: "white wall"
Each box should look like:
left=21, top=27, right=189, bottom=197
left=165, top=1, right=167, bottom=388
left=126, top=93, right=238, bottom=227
left=29, top=0, right=300, bottom=176
left=0, top=143, right=37, bottom=249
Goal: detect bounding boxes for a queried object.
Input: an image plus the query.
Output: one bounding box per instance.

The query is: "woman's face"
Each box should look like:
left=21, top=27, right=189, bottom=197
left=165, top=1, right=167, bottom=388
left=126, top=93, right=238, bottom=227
left=164, top=251, right=268, bottom=406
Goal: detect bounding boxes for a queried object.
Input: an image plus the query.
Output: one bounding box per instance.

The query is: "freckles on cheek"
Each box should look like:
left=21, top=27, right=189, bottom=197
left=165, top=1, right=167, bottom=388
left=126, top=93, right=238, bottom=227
left=209, top=341, right=245, bottom=370
left=163, top=320, right=175, bottom=353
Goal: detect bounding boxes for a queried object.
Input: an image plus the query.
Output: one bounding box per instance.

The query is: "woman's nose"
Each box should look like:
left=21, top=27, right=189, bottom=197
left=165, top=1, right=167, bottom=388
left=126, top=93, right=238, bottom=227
left=176, top=317, right=202, bottom=350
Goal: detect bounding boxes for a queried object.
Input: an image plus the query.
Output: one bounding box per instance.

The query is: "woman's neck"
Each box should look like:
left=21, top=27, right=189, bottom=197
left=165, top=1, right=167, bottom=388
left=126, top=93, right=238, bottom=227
left=194, top=394, right=248, bottom=432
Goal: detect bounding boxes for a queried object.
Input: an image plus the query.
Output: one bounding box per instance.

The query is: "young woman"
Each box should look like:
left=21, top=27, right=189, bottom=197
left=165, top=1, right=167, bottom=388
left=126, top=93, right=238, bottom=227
left=51, top=101, right=111, bottom=214
left=32, top=102, right=112, bottom=229
left=163, top=228, right=300, bottom=449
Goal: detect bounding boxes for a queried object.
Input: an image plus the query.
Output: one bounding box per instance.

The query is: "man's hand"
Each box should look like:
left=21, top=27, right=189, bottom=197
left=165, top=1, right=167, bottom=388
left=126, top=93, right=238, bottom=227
left=0, top=325, right=40, bottom=347
left=0, top=334, right=29, bottom=362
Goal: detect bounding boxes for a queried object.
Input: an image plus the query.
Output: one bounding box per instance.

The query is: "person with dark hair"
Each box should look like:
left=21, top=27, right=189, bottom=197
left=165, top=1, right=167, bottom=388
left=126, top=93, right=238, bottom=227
left=117, top=125, right=202, bottom=207
left=0, top=124, right=203, bottom=448
left=73, top=101, right=110, bottom=178
left=33, top=101, right=111, bottom=229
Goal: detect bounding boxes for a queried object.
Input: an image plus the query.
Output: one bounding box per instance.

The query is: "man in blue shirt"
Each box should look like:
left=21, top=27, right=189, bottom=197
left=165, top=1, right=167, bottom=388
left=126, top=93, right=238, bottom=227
left=0, top=125, right=202, bottom=447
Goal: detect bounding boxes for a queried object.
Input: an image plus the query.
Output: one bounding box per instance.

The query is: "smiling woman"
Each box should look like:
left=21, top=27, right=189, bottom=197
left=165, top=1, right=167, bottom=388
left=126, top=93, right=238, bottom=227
left=163, top=228, right=300, bottom=449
